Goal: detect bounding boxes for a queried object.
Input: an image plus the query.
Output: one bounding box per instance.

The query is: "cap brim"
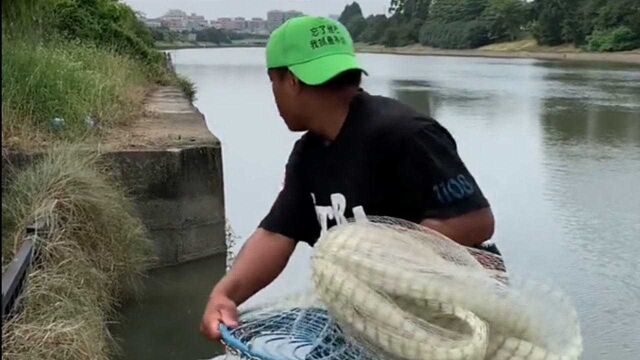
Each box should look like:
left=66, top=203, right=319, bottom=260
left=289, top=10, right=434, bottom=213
left=289, top=54, right=367, bottom=86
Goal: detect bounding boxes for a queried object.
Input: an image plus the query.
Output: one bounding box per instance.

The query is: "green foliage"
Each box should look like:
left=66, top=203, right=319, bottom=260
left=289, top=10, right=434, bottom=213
left=359, top=15, right=390, bottom=44
left=176, top=75, right=197, bottom=102
left=339, top=2, right=365, bottom=24
left=1, top=0, right=51, bottom=33
left=195, top=27, right=231, bottom=44
left=532, top=0, right=575, bottom=45
left=532, top=0, right=640, bottom=49
left=587, top=25, right=640, bottom=52
left=344, top=0, right=639, bottom=51
left=339, top=2, right=368, bottom=40
left=52, top=0, right=163, bottom=66
left=348, top=17, right=369, bottom=40
left=382, top=16, right=424, bottom=46
left=151, top=26, right=173, bottom=41
left=225, top=30, right=269, bottom=41
left=390, top=0, right=432, bottom=20
left=2, top=37, right=152, bottom=142
left=384, top=0, right=529, bottom=48
left=420, top=20, right=491, bottom=49
left=482, top=0, right=528, bottom=42
left=430, top=0, right=490, bottom=23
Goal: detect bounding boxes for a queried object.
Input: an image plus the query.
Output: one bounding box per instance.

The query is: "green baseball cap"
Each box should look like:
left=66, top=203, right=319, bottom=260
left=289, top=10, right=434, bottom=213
left=266, top=16, right=366, bottom=86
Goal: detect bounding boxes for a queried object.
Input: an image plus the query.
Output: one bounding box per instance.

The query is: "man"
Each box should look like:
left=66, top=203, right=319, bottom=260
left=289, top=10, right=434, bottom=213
left=200, top=16, right=496, bottom=341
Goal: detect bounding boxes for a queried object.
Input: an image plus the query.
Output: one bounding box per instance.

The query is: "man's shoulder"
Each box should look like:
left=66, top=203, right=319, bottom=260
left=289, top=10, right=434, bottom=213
left=357, top=91, right=441, bottom=141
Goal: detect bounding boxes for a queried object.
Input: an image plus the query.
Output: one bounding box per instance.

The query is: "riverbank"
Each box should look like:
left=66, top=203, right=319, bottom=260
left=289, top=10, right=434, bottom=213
left=355, top=42, right=640, bottom=65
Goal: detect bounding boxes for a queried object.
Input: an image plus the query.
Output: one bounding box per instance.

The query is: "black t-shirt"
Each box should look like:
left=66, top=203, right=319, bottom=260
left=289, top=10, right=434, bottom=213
left=259, top=91, right=489, bottom=246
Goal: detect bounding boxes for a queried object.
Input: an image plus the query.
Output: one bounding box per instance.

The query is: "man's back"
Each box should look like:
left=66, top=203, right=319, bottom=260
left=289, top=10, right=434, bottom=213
left=260, top=91, right=490, bottom=246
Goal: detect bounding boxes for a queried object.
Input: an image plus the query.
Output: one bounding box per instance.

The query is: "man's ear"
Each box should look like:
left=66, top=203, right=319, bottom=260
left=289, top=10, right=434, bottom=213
left=287, top=71, right=304, bottom=94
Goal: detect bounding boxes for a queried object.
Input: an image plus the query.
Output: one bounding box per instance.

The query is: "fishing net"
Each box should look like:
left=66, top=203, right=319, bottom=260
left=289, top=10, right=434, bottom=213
left=218, top=216, right=582, bottom=360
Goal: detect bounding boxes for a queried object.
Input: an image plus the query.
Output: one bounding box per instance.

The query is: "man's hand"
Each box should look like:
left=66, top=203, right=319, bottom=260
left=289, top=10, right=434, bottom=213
left=200, top=293, right=239, bottom=341
left=199, top=228, right=296, bottom=342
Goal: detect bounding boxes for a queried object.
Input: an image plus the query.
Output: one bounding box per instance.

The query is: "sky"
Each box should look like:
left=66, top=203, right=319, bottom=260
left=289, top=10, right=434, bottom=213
left=122, top=0, right=391, bottom=19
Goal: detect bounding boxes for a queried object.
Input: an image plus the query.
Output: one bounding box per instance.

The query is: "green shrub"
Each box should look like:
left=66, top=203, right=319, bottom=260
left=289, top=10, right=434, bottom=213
left=52, top=0, right=162, bottom=67
left=359, top=15, right=390, bottom=44
left=177, top=75, right=197, bottom=103
left=587, top=26, right=640, bottom=52
left=420, top=20, right=491, bottom=49
left=382, top=17, right=424, bottom=47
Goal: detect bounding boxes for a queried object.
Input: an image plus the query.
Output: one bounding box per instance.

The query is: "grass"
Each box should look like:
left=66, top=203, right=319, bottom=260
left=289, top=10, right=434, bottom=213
left=1, top=144, right=154, bottom=359
left=478, top=38, right=581, bottom=53
left=1, top=36, right=155, bottom=149
left=176, top=75, right=197, bottom=103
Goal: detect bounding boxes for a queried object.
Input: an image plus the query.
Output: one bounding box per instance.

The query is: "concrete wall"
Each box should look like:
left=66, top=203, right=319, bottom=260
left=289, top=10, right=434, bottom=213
left=2, top=87, right=227, bottom=268
left=106, top=146, right=225, bottom=267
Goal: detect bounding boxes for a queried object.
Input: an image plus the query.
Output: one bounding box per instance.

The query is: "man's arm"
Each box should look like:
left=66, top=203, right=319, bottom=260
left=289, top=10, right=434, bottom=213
left=421, top=207, right=495, bottom=247
left=200, top=228, right=296, bottom=341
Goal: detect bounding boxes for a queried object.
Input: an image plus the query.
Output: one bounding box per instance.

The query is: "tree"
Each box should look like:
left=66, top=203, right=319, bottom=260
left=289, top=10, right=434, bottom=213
left=420, top=20, right=491, bottom=48
left=338, top=2, right=368, bottom=40
left=532, top=0, right=568, bottom=45
left=390, top=0, right=432, bottom=19
left=359, top=15, right=390, bottom=44
left=195, top=27, right=231, bottom=44
left=382, top=16, right=423, bottom=46
left=481, top=0, right=528, bottom=42
left=429, top=0, right=490, bottom=23
left=587, top=25, right=640, bottom=51
left=339, top=2, right=364, bottom=24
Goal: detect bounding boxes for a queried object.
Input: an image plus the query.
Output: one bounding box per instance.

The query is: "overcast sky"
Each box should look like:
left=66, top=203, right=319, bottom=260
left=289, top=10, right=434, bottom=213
left=122, top=0, right=391, bottom=19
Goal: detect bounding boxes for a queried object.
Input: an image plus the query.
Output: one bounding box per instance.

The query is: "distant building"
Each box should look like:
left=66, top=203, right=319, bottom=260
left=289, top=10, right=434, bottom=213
left=158, top=9, right=208, bottom=32
left=144, top=19, right=163, bottom=28
left=267, top=10, right=303, bottom=32
left=284, top=10, right=303, bottom=21
left=231, top=17, right=247, bottom=31
left=187, top=13, right=208, bottom=31
left=136, top=12, right=163, bottom=28
left=245, top=17, right=268, bottom=34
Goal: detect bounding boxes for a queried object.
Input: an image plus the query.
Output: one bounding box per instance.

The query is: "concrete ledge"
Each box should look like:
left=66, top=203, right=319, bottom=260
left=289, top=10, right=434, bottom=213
left=103, top=86, right=227, bottom=267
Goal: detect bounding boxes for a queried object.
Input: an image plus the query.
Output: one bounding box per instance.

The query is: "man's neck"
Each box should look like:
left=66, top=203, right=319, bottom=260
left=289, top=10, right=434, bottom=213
left=305, top=88, right=359, bottom=142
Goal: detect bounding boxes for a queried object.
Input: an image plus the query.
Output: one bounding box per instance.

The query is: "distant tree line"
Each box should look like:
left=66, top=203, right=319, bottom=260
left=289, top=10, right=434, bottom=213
left=338, top=0, right=640, bottom=51
left=149, top=27, right=269, bottom=45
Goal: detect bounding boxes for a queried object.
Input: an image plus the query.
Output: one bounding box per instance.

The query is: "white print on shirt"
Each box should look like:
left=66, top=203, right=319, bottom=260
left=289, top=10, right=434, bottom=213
left=311, top=193, right=367, bottom=234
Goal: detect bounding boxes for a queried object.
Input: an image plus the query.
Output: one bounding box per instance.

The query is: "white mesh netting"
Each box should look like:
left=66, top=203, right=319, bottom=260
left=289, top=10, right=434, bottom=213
left=217, top=217, right=582, bottom=360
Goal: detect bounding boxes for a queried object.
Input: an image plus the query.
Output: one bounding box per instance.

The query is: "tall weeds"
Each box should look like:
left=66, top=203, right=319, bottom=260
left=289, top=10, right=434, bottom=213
left=1, top=144, right=153, bottom=359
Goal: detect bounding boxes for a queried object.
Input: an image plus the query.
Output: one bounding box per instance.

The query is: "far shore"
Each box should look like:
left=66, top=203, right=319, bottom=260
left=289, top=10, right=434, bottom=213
left=355, top=43, right=640, bottom=65
left=156, top=41, right=640, bottom=65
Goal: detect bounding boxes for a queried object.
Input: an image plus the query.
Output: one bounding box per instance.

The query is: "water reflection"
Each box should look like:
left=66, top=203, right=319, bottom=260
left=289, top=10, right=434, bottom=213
left=541, top=98, right=640, bottom=146
left=114, top=255, right=226, bottom=359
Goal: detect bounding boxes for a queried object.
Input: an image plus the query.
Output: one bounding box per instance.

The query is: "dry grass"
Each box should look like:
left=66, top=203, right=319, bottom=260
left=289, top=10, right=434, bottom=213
left=1, top=144, right=154, bottom=359
left=478, top=39, right=582, bottom=53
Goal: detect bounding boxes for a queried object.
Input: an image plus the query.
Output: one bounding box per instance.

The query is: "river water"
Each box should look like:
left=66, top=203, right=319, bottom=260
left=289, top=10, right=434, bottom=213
left=115, top=48, right=640, bottom=360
